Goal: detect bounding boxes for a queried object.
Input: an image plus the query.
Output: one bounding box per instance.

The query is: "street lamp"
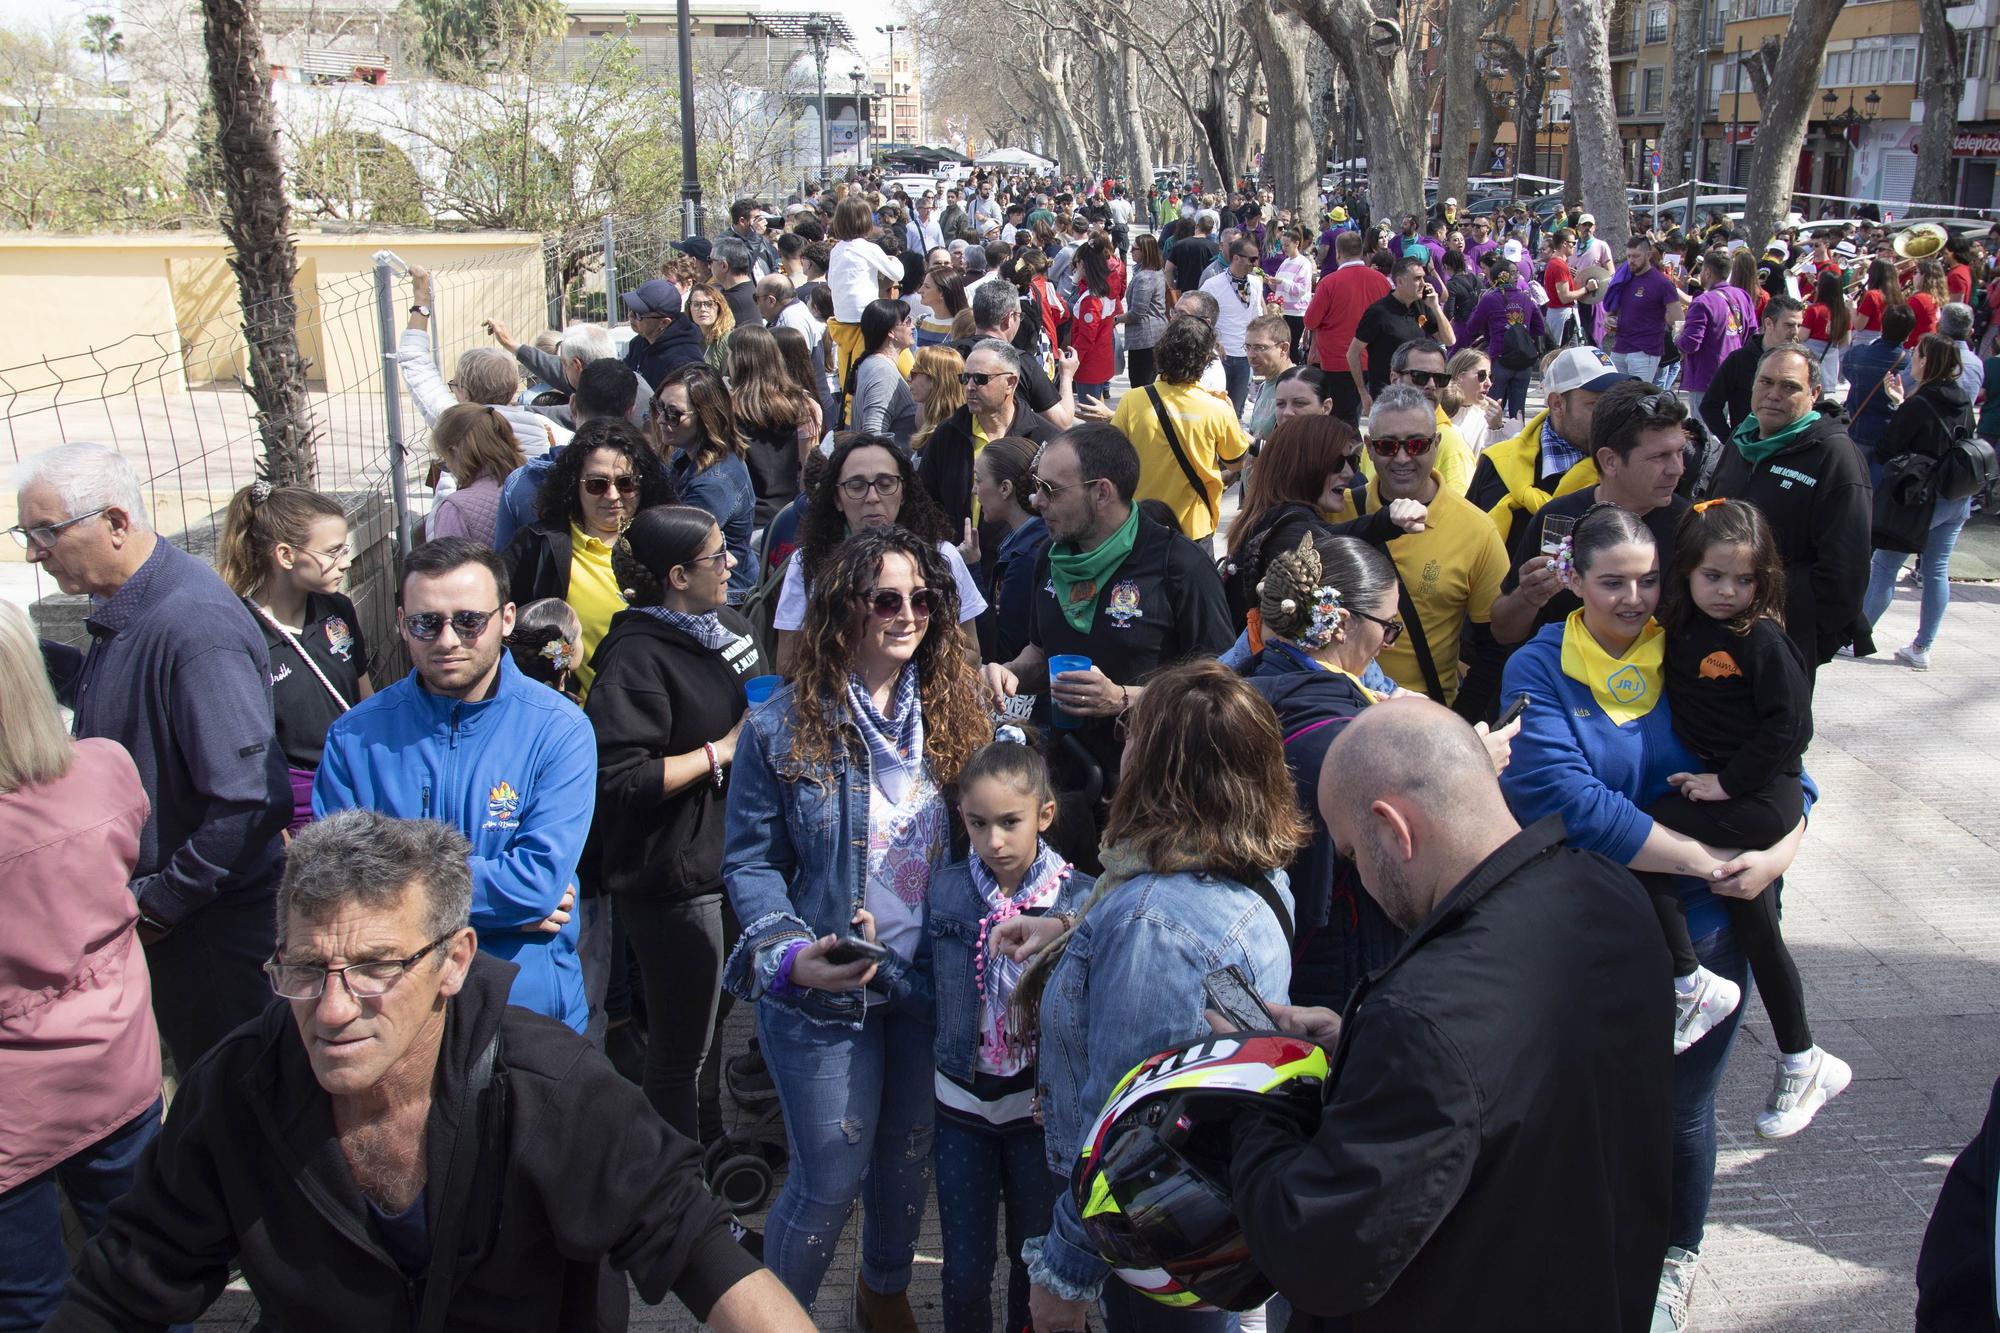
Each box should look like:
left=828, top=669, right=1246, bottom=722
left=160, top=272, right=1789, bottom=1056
left=804, top=17, right=832, bottom=184
left=674, top=0, right=700, bottom=234
left=850, top=69, right=867, bottom=169
left=876, top=24, right=906, bottom=148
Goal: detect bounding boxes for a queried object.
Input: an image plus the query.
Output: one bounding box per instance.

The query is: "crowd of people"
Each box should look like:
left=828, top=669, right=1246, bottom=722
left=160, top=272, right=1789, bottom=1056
left=5, top=167, right=1998, bottom=1333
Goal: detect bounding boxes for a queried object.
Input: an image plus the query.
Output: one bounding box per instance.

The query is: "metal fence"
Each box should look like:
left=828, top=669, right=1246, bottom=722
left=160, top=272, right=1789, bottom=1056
left=1, top=213, right=740, bottom=664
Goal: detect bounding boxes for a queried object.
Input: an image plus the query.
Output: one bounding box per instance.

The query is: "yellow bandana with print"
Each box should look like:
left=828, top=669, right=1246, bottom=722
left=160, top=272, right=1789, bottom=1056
left=1560, top=609, right=1665, bottom=726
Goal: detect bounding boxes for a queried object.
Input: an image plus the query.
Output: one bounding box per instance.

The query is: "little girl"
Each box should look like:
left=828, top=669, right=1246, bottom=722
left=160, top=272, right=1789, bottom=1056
left=927, top=736, right=1092, bottom=1333
left=505, top=598, right=584, bottom=700
left=216, top=481, right=374, bottom=829
left=1649, top=498, right=1849, bottom=1139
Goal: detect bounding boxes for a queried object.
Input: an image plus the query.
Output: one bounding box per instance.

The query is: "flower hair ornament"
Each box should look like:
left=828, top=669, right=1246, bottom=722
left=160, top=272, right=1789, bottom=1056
left=1297, top=584, right=1345, bottom=649
left=540, top=637, right=579, bottom=673
left=1550, top=534, right=1577, bottom=588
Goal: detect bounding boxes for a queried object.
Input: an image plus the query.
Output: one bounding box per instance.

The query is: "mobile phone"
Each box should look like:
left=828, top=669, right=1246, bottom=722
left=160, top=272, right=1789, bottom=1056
left=1203, top=965, right=1277, bottom=1031
left=1496, top=692, right=1531, bottom=730
left=824, top=936, right=889, bottom=967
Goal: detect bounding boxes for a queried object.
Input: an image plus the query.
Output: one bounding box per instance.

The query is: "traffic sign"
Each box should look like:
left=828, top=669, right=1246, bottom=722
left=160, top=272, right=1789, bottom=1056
left=1649, top=151, right=1661, bottom=178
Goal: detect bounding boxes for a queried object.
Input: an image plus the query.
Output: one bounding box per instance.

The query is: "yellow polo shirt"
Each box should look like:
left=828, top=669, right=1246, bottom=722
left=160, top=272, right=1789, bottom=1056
left=565, top=524, right=624, bottom=699
left=1112, top=380, right=1249, bottom=541
left=1360, top=405, right=1474, bottom=496
left=1367, top=475, right=1508, bottom=704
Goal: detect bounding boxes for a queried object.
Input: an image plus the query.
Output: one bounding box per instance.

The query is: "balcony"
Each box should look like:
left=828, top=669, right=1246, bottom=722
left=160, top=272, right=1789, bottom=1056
left=1618, top=93, right=1637, bottom=115
left=1611, top=29, right=1640, bottom=56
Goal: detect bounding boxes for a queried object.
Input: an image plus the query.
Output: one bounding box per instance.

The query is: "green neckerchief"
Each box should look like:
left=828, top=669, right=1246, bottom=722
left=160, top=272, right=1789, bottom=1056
left=1733, top=409, right=1821, bottom=467
left=1047, top=505, right=1140, bottom=633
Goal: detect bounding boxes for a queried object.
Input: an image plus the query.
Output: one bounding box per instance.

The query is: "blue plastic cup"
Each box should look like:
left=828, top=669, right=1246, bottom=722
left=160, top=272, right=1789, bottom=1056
left=743, top=674, right=781, bottom=707
left=1047, top=654, right=1094, bottom=730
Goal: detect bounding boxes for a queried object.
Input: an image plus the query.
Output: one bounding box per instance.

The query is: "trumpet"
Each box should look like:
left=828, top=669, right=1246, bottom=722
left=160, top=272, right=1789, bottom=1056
left=1891, top=222, right=1949, bottom=265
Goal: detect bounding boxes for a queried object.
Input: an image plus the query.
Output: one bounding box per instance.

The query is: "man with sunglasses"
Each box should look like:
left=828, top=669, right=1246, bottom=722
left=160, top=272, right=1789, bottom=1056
left=1349, top=386, right=1509, bottom=719
left=315, top=539, right=596, bottom=1032
left=1469, top=346, right=1635, bottom=548
left=917, top=338, right=1057, bottom=537
left=12, top=443, right=290, bottom=1072
left=1356, top=338, right=1474, bottom=497
left=45, top=811, right=812, bottom=1332
left=1199, top=235, right=1280, bottom=414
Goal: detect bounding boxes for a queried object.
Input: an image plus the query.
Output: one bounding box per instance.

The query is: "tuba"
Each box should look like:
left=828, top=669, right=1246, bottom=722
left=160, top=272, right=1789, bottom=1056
left=1892, top=222, right=1949, bottom=264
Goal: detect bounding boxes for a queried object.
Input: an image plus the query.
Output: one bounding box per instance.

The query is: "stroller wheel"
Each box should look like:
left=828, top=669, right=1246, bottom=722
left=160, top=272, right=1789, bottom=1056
left=709, top=1151, right=775, bottom=1214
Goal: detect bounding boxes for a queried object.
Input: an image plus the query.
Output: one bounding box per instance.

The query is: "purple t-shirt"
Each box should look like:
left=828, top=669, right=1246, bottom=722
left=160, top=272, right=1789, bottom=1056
left=1608, top=267, right=1682, bottom=356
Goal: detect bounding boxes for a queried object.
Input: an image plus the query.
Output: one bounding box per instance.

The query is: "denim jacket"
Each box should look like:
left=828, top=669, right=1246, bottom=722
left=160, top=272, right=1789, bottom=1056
left=721, top=682, right=935, bottom=1029
left=1025, top=867, right=1295, bottom=1300
left=926, top=852, right=1093, bottom=1082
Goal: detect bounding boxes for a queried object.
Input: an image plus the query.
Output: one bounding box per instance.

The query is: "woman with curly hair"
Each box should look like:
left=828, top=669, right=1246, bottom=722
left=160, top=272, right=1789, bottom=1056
left=771, top=434, right=987, bottom=673
left=721, top=525, right=990, bottom=1322
left=686, top=282, right=735, bottom=374
left=503, top=417, right=675, bottom=697
left=653, top=363, right=756, bottom=602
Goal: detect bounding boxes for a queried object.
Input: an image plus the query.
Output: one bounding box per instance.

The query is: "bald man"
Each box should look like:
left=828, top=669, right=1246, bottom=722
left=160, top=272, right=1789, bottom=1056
left=1226, top=700, right=1673, bottom=1332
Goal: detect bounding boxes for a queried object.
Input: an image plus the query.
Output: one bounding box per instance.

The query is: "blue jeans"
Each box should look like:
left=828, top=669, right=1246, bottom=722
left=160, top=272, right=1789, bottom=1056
left=934, top=1115, right=1059, bottom=1333
left=1612, top=350, right=1662, bottom=385
left=757, top=995, right=936, bottom=1310
left=1863, top=494, right=1973, bottom=650
left=1671, top=925, right=1749, bottom=1253
left=0, top=1099, right=181, bottom=1332
left=1223, top=355, right=1251, bottom=415
left=1491, top=362, right=1532, bottom=419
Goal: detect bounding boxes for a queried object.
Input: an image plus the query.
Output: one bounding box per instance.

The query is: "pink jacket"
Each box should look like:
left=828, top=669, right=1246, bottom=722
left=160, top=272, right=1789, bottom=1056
left=1, top=738, right=159, bottom=1191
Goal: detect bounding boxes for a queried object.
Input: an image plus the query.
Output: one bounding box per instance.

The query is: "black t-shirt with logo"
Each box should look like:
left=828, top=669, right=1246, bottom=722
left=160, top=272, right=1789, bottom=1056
left=254, top=591, right=371, bottom=770
left=1353, top=294, right=1439, bottom=393
left=1029, top=516, right=1235, bottom=781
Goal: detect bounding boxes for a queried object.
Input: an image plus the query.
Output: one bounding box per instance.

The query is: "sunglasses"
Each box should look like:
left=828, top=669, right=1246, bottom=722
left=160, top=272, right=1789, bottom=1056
left=682, top=546, right=731, bottom=572
left=656, top=405, right=690, bottom=425
left=860, top=587, right=939, bottom=620
left=583, top=475, right=639, bottom=496
left=1351, top=607, right=1404, bottom=647
left=403, top=608, right=501, bottom=641
left=1472, top=369, right=1492, bottom=382
left=838, top=473, right=903, bottom=499
left=959, top=371, right=1015, bottom=387
left=1400, top=370, right=1451, bottom=388
left=1369, top=435, right=1437, bottom=459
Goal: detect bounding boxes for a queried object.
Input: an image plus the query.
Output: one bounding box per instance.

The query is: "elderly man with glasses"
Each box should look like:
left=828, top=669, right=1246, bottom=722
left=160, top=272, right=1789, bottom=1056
left=11, top=442, right=290, bottom=1072
left=314, top=538, right=595, bottom=1032
left=1352, top=337, right=1476, bottom=497
left=42, top=809, right=812, bottom=1333
left=916, top=337, right=1058, bottom=537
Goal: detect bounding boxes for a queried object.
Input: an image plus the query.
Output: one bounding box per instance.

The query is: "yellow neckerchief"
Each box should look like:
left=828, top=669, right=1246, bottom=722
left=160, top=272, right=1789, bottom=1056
left=1483, top=410, right=1599, bottom=542
left=1559, top=608, right=1665, bottom=726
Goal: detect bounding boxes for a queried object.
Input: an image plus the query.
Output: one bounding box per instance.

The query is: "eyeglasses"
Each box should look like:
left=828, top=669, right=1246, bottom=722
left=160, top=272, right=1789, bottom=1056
left=583, top=474, right=639, bottom=496
left=682, top=546, right=731, bottom=573
left=265, top=932, right=458, bottom=1000
left=1399, top=370, right=1451, bottom=388
left=838, top=473, right=903, bottom=499
left=1369, top=435, right=1437, bottom=459
left=1243, top=341, right=1285, bottom=355
left=860, top=586, right=939, bottom=620
left=402, top=607, right=501, bottom=641
left=687, top=301, right=717, bottom=313
left=959, top=371, right=1016, bottom=387
left=1032, top=474, right=1102, bottom=498
left=7, top=507, right=106, bottom=550
left=300, top=542, right=354, bottom=564
left=1350, top=607, right=1404, bottom=647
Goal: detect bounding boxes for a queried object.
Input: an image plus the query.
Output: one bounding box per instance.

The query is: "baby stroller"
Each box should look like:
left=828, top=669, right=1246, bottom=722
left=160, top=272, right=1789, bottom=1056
left=706, top=1043, right=788, bottom=1216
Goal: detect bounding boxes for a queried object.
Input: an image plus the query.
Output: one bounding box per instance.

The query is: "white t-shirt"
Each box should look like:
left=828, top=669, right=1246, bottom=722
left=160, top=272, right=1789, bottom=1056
left=1199, top=270, right=1266, bottom=357
left=829, top=238, right=906, bottom=324
left=773, top=540, right=988, bottom=631
left=775, top=299, right=822, bottom=351
left=1109, top=198, right=1134, bottom=226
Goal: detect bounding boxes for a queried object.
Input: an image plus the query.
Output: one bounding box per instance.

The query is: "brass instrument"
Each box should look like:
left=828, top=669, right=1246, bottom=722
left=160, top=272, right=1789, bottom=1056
left=1891, top=222, right=1949, bottom=265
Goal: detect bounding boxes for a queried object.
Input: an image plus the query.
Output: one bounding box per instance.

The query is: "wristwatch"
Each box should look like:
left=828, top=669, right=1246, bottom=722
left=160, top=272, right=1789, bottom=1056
left=409, top=304, right=431, bottom=317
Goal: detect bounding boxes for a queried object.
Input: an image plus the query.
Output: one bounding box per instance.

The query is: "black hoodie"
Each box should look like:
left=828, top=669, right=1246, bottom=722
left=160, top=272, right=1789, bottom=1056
left=49, top=953, right=761, bottom=1331
left=624, top=314, right=705, bottom=387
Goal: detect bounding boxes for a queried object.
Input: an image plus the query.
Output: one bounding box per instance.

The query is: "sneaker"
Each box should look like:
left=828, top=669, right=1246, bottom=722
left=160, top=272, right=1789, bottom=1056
left=1650, top=1246, right=1698, bottom=1332
left=1673, top=967, right=1742, bottom=1055
left=1756, top=1048, right=1853, bottom=1139
left=1834, top=645, right=1856, bottom=659
left=1894, top=643, right=1931, bottom=671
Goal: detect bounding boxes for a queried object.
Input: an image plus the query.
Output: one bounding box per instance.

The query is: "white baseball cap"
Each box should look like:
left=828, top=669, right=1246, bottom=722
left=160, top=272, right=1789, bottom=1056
left=1577, top=212, right=1597, bottom=226
left=1501, top=239, right=1525, bottom=263
left=1543, top=346, right=1633, bottom=395
left=1444, top=197, right=1458, bottom=207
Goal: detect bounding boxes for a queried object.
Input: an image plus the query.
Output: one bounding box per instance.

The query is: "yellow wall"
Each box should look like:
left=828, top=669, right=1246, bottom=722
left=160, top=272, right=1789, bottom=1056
left=0, top=231, right=548, bottom=397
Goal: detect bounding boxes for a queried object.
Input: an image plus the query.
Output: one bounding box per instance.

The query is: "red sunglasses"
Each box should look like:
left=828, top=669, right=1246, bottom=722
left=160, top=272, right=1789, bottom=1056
left=1368, top=435, right=1436, bottom=459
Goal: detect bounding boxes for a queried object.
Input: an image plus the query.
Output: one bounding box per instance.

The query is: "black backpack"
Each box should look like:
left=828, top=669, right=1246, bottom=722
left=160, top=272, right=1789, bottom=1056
left=1916, top=395, right=2000, bottom=502
left=1499, top=317, right=1538, bottom=371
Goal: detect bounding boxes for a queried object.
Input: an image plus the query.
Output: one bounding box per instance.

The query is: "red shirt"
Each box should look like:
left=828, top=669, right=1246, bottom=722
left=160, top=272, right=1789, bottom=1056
left=1303, top=263, right=1392, bottom=373
left=1908, top=290, right=1939, bottom=346
left=1947, top=263, right=1972, bottom=303
left=1856, top=288, right=1888, bottom=333
left=1544, top=255, right=1574, bottom=308
left=1801, top=302, right=1833, bottom=343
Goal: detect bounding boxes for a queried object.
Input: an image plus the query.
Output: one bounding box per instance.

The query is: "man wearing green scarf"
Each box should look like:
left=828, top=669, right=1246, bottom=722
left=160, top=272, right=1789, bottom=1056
left=1702, top=344, right=1873, bottom=676
left=981, top=424, right=1235, bottom=791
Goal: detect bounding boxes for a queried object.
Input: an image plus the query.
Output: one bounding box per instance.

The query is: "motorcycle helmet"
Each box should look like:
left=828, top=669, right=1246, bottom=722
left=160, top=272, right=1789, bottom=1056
left=1073, top=1032, right=1329, bottom=1311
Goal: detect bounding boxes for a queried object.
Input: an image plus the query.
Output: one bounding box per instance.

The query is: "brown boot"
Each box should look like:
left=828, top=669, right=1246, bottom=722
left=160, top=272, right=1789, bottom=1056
left=854, top=1277, right=920, bottom=1333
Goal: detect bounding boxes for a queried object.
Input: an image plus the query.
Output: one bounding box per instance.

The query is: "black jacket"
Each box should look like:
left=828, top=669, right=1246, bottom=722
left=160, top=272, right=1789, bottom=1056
left=48, top=954, right=760, bottom=1332
left=1918, top=1072, right=2000, bottom=1332
left=1878, top=379, right=1975, bottom=470
left=1230, top=817, right=1673, bottom=1332
left=1703, top=412, right=1874, bottom=665
left=917, top=399, right=1056, bottom=535
left=584, top=607, right=765, bottom=901
left=1698, top=333, right=1764, bottom=443
left=625, top=317, right=705, bottom=387
left=504, top=524, right=574, bottom=606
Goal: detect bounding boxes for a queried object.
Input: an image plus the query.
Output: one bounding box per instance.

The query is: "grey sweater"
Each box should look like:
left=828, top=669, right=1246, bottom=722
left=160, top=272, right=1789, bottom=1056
left=852, top=354, right=920, bottom=450
left=66, top=539, right=289, bottom=927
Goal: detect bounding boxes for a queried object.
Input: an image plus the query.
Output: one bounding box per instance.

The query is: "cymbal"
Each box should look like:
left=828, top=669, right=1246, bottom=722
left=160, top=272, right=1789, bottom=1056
left=1571, top=265, right=1615, bottom=303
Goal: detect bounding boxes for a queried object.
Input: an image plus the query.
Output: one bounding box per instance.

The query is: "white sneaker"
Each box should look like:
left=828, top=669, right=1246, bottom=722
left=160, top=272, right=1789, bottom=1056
left=1895, top=643, right=1931, bottom=671
left=1834, top=645, right=1856, bottom=659
left=1757, top=1048, right=1853, bottom=1139
left=1650, top=1245, right=1698, bottom=1332
left=1673, top=967, right=1742, bottom=1055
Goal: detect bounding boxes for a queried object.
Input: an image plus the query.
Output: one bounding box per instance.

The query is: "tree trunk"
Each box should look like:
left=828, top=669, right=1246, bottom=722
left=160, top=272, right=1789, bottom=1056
left=1118, top=42, right=1155, bottom=196
left=1911, top=0, right=1961, bottom=208
left=1473, top=80, right=1503, bottom=181
left=1196, top=62, right=1233, bottom=189
left=1279, top=0, right=1427, bottom=226
left=1437, top=0, right=1484, bottom=205
left=1659, top=0, right=1707, bottom=192
left=1242, top=0, right=1317, bottom=214
left=1555, top=0, right=1630, bottom=243
left=201, top=0, right=315, bottom=486
left=1034, top=33, right=1094, bottom=176
left=1739, top=0, right=1840, bottom=246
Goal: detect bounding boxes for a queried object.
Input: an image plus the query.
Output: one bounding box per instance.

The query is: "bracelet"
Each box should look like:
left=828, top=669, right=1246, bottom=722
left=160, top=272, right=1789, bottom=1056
left=770, top=939, right=810, bottom=996
left=1117, top=686, right=1132, bottom=715
left=702, top=741, right=725, bottom=787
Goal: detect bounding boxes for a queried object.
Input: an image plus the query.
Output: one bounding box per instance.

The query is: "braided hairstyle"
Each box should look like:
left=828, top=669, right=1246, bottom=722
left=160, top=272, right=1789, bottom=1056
left=1258, top=532, right=1398, bottom=649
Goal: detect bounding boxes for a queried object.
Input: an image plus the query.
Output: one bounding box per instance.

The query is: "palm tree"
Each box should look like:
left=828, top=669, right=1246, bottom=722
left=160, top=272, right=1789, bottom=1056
left=80, top=13, right=124, bottom=88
